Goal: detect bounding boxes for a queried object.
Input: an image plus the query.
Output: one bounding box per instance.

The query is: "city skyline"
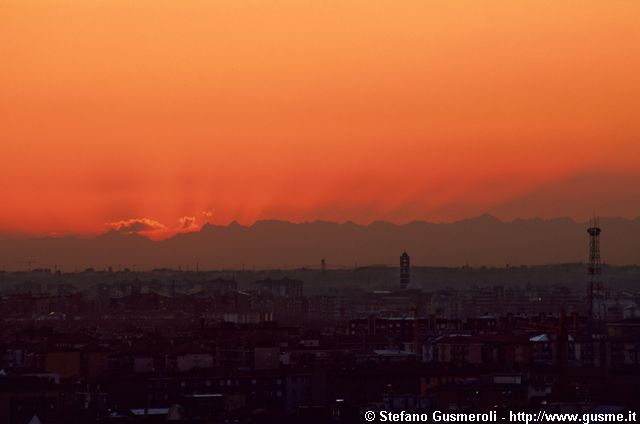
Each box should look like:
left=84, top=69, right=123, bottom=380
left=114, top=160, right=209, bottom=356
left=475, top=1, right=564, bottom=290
left=1, top=2, right=639, bottom=421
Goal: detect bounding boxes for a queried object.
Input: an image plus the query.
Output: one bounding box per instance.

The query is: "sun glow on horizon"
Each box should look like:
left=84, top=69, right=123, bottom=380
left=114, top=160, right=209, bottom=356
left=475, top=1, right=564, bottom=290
left=1, top=1, right=640, bottom=237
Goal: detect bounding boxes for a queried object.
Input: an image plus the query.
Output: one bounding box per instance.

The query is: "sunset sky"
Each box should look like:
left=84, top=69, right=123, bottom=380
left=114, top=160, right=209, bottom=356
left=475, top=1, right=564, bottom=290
left=1, top=1, right=639, bottom=239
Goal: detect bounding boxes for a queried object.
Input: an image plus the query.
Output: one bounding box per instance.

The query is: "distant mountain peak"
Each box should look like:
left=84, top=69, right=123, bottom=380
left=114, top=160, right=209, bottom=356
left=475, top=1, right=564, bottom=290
left=2, top=216, right=638, bottom=270
left=462, top=213, right=502, bottom=224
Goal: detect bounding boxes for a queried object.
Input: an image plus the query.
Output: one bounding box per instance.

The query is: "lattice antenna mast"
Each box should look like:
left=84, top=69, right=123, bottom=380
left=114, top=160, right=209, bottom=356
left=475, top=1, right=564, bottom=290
left=587, top=216, right=604, bottom=321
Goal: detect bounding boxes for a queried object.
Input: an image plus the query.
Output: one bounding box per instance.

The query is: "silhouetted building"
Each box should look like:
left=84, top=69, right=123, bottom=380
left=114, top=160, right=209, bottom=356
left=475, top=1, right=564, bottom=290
left=255, top=277, right=303, bottom=297
left=400, top=251, right=411, bottom=290
left=587, top=218, right=606, bottom=321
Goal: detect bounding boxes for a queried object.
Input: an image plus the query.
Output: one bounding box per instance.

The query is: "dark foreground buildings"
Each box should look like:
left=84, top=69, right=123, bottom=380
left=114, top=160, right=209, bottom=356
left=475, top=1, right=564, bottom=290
left=0, top=264, right=639, bottom=423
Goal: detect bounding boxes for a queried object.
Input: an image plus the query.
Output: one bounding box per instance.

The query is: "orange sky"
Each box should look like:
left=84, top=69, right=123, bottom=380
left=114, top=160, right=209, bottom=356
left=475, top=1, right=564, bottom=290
left=1, top=1, right=639, bottom=238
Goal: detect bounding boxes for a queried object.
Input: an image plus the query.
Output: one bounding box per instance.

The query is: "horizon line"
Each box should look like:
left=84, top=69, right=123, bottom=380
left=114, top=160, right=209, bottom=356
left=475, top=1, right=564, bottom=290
left=2, top=213, right=639, bottom=241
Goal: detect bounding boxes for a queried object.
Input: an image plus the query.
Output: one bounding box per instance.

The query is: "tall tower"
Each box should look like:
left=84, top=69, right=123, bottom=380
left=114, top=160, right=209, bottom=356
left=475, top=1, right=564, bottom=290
left=400, top=251, right=410, bottom=290
left=587, top=217, right=605, bottom=321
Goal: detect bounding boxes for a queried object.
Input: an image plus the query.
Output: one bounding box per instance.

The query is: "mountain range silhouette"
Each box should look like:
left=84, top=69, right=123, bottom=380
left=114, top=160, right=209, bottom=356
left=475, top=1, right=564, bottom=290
left=1, top=215, right=639, bottom=271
